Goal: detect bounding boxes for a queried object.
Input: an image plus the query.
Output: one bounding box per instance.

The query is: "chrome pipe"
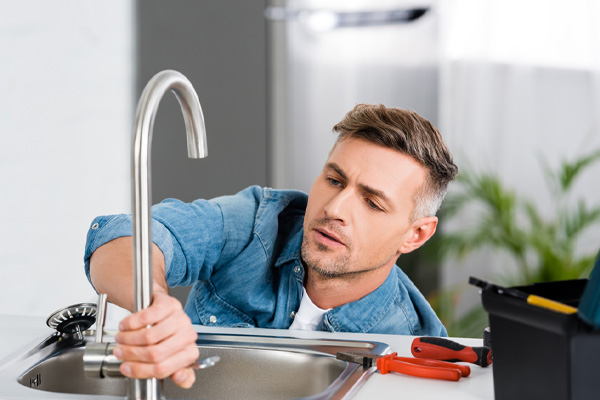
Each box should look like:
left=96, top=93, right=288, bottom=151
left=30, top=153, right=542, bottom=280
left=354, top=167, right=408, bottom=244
left=84, top=342, right=123, bottom=379
left=131, top=69, right=207, bottom=400
left=95, top=294, right=108, bottom=343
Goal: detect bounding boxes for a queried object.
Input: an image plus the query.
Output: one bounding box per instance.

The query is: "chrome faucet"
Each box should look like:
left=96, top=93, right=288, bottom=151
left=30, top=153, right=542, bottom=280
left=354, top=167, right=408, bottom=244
left=130, top=70, right=207, bottom=400
left=83, top=70, right=208, bottom=400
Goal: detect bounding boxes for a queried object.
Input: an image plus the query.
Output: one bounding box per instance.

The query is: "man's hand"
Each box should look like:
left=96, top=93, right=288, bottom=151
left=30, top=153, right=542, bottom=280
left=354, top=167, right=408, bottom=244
left=89, top=238, right=198, bottom=387
left=112, top=286, right=200, bottom=389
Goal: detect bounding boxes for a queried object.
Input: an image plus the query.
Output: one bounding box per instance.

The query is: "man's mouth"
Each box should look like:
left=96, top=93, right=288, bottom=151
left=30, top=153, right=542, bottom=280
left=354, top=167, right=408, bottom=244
left=315, top=228, right=345, bottom=247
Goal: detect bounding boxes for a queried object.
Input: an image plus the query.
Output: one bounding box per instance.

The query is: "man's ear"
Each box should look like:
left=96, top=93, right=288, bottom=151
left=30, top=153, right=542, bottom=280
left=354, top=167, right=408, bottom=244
left=398, top=216, right=438, bottom=254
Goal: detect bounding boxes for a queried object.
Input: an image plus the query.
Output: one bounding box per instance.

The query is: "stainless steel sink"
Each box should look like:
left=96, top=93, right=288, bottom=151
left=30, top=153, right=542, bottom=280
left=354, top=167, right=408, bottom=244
left=7, top=332, right=389, bottom=399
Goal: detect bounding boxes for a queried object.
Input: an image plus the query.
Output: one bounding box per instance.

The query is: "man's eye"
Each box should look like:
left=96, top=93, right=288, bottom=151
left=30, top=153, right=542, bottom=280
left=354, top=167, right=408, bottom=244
left=366, top=198, right=382, bottom=211
left=327, top=178, right=341, bottom=186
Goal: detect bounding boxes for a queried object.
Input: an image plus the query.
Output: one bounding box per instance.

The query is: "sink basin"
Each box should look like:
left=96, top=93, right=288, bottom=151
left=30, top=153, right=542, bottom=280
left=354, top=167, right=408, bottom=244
left=5, top=332, right=389, bottom=399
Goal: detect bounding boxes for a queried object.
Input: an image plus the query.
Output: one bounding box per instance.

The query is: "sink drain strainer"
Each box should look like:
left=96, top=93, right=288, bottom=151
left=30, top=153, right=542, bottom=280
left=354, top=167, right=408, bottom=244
left=46, top=303, right=97, bottom=338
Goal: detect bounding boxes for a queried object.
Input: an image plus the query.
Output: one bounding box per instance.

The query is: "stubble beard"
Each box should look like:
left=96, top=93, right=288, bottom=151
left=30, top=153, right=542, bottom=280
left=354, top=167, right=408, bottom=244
left=300, top=219, right=388, bottom=281
left=301, top=240, right=352, bottom=279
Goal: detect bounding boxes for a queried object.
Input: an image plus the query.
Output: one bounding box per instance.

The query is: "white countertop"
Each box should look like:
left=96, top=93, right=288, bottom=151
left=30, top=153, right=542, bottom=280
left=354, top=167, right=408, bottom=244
left=0, top=315, right=494, bottom=400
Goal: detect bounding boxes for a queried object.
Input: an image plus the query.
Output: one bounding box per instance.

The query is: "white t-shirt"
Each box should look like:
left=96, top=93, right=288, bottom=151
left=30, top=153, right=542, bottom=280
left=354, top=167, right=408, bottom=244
left=289, top=287, right=331, bottom=331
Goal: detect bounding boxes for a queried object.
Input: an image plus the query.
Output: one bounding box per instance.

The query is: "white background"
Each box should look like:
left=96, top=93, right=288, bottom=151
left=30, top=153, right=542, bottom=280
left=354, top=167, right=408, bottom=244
left=0, top=1, right=133, bottom=317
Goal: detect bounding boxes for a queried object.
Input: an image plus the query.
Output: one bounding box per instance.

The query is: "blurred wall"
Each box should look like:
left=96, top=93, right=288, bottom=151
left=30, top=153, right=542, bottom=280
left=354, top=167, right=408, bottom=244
left=0, top=1, right=134, bottom=316
left=138, top=0, right=268, bottom=205
left=137, top=0, right=269, bottom=304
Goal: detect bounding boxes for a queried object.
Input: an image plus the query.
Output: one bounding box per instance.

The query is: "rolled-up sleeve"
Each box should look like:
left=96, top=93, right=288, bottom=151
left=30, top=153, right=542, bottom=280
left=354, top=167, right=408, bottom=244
left=83, top=186, right=266, bottom=291
left=83, top=213, right=181, bottom=290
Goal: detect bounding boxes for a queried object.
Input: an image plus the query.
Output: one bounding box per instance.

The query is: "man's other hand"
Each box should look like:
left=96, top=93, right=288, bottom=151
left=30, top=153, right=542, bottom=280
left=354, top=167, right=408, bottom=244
left=112, top=286, right=199, bottom=389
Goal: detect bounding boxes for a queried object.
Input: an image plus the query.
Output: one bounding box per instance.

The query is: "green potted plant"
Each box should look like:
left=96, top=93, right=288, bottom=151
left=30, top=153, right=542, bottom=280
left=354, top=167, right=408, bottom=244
left=429, top=149, right=600, bottom=337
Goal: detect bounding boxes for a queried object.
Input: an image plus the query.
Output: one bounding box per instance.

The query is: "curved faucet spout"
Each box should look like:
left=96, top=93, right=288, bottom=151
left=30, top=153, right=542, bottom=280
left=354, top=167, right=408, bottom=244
left=131, top=70, right=207, bottom=400
left=132, top=69, right=207, bottom=314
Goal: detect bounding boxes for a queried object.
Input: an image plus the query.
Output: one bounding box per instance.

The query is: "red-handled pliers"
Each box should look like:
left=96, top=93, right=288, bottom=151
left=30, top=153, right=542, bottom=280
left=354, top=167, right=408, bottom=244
left=411, top=337, right=492, bottom=367
left=337, top=352, right=470, bottom=381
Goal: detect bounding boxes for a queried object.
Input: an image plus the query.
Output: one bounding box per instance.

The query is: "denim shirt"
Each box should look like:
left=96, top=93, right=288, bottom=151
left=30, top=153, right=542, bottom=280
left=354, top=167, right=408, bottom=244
left=84, top=186, right=447, bottom=336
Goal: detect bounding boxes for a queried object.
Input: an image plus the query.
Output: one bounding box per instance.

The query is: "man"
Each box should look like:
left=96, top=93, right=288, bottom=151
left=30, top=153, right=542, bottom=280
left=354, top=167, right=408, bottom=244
left=84, top=104, right=458, bottom=388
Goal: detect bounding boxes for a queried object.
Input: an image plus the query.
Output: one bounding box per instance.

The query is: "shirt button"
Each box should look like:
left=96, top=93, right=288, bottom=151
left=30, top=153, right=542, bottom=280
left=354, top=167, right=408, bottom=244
left=91, top=223, right=99, bottom=230
left=294, top=266, right=301, bottom=274
left=209, top=315, right=217, bottom=324
left=290, top=311, right=296, bottom=319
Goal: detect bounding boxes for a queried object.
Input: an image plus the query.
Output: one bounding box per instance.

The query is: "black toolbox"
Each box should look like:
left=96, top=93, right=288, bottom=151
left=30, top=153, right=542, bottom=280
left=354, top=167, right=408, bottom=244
left=481, top=279, right=600, bottom=400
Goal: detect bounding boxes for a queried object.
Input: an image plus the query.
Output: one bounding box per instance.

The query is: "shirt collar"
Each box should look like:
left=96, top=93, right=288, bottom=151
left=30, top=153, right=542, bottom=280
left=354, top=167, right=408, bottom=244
left=276, top=230, right=402, bottom=333
left=321, top=267, right=399, bottom=333
left=275, top=227, right=304, bottom=268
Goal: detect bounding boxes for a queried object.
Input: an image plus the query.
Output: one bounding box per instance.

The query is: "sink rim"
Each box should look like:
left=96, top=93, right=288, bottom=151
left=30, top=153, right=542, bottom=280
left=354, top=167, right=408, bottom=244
left=5, top=331, right=390, bottom=400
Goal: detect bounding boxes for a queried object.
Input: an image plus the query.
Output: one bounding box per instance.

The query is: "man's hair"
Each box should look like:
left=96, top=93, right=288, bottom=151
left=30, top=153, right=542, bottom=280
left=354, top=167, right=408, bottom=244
left=332, top=104, right=458, bottom=221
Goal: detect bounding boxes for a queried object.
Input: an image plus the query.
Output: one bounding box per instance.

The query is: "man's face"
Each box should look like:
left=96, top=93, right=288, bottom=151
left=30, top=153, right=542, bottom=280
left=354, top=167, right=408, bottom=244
left=301, top=137, right=429, bottom=280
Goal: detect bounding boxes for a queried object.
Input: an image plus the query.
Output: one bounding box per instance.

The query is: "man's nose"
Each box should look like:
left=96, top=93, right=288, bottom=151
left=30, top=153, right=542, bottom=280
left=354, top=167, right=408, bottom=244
left=324, top=189, right=353, bottom=223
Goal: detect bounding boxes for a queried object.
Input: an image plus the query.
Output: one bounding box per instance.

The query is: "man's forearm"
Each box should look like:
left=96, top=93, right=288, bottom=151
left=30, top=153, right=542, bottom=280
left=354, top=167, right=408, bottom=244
left=89, top=236, right=167, bottom=311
